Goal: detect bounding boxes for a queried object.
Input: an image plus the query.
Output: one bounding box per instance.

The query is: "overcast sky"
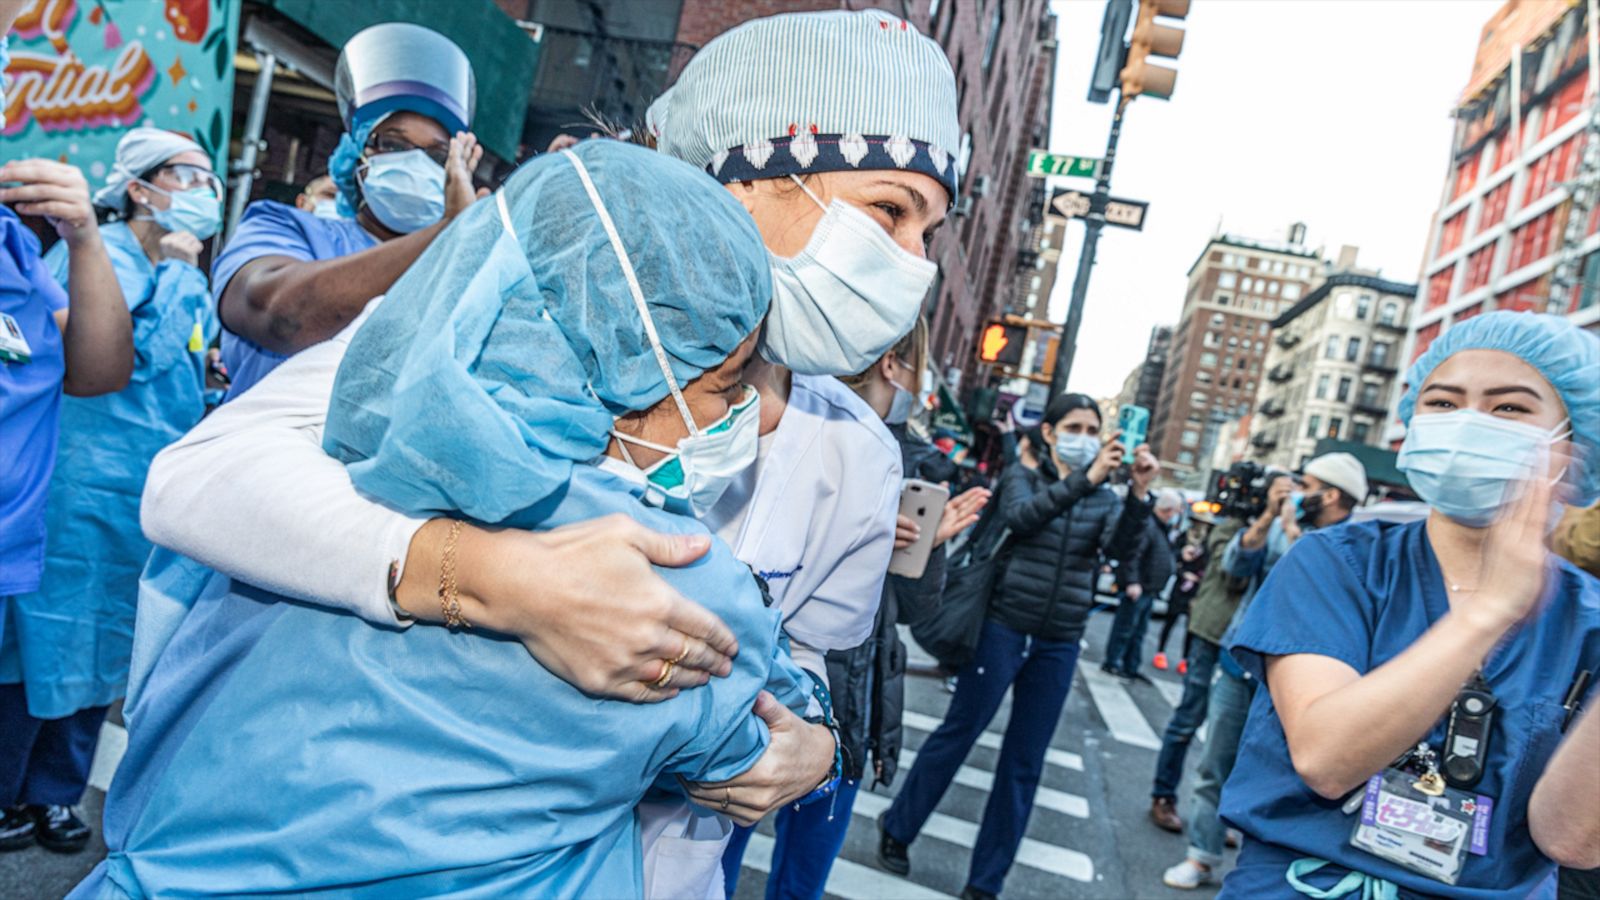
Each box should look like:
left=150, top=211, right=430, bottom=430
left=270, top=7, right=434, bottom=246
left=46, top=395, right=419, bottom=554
left=1043, top=0, right=1503, bottom=399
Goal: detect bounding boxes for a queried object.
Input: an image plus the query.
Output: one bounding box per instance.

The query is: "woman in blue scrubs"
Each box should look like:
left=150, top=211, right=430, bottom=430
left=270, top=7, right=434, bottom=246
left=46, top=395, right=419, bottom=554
left=0, top=130, right=217, bottom=855
left=1219, top=311, right=1600, bottom=898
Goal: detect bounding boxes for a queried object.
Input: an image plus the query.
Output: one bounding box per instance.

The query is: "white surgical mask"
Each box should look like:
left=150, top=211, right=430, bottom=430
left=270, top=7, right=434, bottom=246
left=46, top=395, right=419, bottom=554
left=761, top=176, right=937, bottom=376
left=138, top=183, right=221, bottom=240
left=359, top=149, right=445, bottom=233
left=885, top=384, right=914, bottom=426
left=543, top=151, right=762, bottom=518
left=1055, top=432, right=1100, bottom=473
left=1398, top=409, right=1570, bottom=528
left=311, top=198, right=345, bottom=220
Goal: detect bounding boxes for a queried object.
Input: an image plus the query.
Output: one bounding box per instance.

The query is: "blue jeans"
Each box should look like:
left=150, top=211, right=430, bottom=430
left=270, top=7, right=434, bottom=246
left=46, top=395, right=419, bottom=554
left=882, top=618, right=1081, bottom=895
left=1103, top=590, right=1154, bottom=675
left=0, top=682, right=109, bottom=807
left=722, top=778, right=862, bottom=899
left=1151, top=637, right=1220, bottom=799
left=1184, top=666, right=1254, bottom=866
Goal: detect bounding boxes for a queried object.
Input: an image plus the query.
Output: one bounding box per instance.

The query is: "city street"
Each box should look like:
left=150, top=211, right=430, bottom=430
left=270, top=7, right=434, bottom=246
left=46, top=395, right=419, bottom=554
left=2, top=608, right=1232, bottom=900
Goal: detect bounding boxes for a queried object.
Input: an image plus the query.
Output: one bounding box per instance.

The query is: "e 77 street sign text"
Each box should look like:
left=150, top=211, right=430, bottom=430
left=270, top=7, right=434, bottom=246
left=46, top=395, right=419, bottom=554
left=1049, top=188, right=1150, bottom=231
left=1026, top=150, right=1101, bottom=179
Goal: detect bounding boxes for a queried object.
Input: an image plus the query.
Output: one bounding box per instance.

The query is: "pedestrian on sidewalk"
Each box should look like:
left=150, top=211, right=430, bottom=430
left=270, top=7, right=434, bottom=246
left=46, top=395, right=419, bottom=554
left=1161, top=452, right=1367, bottom=890
left=878, top=392, right=1158, bottom=900
left=1147, top=513, right=1245, bottom=833
left=1154, top=535, right=1208, bottom=673
left=1103, top=490, right=1181, bottom=680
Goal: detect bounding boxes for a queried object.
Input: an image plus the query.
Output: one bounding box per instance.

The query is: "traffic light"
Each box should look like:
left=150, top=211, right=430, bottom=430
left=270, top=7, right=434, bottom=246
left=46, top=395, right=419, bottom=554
left=977, top=321, right=1027, bottom=366
left=1120, top=0, right=1189, bottom=101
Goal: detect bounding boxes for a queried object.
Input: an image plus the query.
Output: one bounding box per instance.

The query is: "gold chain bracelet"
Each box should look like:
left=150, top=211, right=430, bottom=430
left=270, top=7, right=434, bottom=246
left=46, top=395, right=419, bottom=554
left=439, top=519, right=470, bottom=629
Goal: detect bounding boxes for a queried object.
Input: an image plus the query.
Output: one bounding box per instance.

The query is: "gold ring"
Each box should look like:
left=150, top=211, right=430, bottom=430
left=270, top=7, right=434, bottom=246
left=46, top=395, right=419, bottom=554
left=721, top=787, right=731, bottom=812
left=652, top=659, right=676, bottom=688
left=671, top=643, right=690, bottom=665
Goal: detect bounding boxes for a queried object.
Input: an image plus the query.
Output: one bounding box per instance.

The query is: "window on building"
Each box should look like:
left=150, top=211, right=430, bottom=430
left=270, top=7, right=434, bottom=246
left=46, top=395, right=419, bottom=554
left=1237, top=356, right=1248, bottom=369
left=1526, top=135, right=1581, bottom=204
left=1328, top=417, right=1343, bottom=439
left=1227, top=336, right=1238, bottom=348
left=1190, top=391, right=1209, bottom=408
left=1509, top=209, right=1559, bottom=272
left=1210, top=312, right=1226, bottom=326
left=1259, top=322, right=1269, bottom=336
left=1426, top=265, right=1455, bottom=310
left=1268, top=281, right=1280, bottom=295
left=1379, top=302, right=1399, bottom=326
left=1200, top=351, right=1218, bottom=367
left=1370, top=341, right=1391, bottom=367
left=1181, top=430, right=1199, bottom=448
left=1216, top=293, right=1231, bottom=305
left=981, top=2, right=1004, bottom=70
left=1438, top=209, right=1468, bottom=256
left=1306, top=414, right=1322, bottom=439
left=1222, top=253, right=1235, bottom=267
left=1255, top=340, right=1265, bottom=353
left=1204, top=331, right=1221, bottom=348
left=1359, top=382, right=1380, bottom=407
left=1346, top=336, right=1362, bottom=361
left=1283, top=283, right=1302, bottom=301
left=1325, top=335, right=1341, bottom=359
left=1336, top=376, right=1352, bottom=402
left=1316, top=374, right=1330, bottom=399
left=1246, top=379, right=1256, bottom=391
left=1461, top=244, right=1495, bottom=294
left=1030, top=275, right=1042, bottom=290
left=1449, top=148, right=1481, bottom=202
left=1177, top=451, right=1195, bottom=465
left=1223, top=354, right=1234, bottom=369
left=1353, top=422, right=1371, bottom=442
left=1356, top=295, right=1372, bottom=320
left=1538, top=76, right=1587, bottom=139
left=1273, top=261, right=1285, bottom=274
left=1478, top=179, right=1513, bottom=232
left=1240, top=277, right=1253, bottom=292
left=1219, top=272, right=1236, bottom=288
left=1196, top=370, right=1213, bottom=384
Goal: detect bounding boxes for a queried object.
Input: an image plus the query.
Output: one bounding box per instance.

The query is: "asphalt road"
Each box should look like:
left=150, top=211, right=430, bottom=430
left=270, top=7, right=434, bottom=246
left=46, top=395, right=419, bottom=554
left=1, top=608, right=1227, bottom=900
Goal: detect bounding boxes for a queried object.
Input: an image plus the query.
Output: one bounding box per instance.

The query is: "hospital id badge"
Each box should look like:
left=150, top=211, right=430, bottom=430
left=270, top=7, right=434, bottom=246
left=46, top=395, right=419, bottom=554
left=1350, top=768, right=1492, bottom=885
left=0, top=312, right=32, bottom=364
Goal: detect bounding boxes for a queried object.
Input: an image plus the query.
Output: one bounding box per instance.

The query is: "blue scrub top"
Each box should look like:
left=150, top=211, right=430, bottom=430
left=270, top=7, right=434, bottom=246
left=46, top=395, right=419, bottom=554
left=0, top=208, right=69, bottom=597
left=1, top=223, right=214, bottom=719
left=211, top=200, right=376, bottom=398
left=1220, top=519, right=1600, bottom=899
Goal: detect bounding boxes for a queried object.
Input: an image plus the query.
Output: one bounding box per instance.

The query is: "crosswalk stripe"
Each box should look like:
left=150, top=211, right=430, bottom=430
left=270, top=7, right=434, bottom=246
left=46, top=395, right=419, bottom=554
left=1080, top=666, right=1161, bottom=750
left=901, top=710, right=1085, bottom=772
left=896, top=748, right=1089, bottom=819
left=88, top=721, right=127, bottom=793
left=742, top=831, right=956, bottom=900
left=1152, top=678, right=1207, bottom=743
left=850, top=791, right=1095, bottom=883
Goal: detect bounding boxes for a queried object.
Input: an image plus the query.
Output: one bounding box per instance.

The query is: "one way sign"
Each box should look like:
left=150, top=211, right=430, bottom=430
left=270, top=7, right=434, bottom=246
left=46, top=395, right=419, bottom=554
left=1049, top=189, right=1149, bottom=231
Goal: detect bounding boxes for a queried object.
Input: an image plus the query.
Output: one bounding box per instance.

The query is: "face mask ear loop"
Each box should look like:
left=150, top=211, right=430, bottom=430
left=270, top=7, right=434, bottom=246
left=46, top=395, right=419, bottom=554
left=788, top=173, right=829, bottom=213
left=562, top=150, right=699, bottom=436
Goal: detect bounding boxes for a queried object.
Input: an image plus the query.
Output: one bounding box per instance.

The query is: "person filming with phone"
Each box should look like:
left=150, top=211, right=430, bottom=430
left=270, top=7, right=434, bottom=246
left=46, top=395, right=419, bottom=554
left=878, top=391, right=1157, bottom=900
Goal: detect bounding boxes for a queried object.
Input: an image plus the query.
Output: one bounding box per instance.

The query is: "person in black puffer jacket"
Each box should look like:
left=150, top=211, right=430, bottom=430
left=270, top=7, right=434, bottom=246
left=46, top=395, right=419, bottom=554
left=880, top=392, right=1159, bottom=900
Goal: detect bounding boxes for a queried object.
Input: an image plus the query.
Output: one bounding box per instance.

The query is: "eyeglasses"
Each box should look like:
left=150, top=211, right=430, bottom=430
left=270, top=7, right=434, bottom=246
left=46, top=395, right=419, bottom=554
left=365, top=132, right=450, bottom=168
left=151, top=163, right=223, bottom=196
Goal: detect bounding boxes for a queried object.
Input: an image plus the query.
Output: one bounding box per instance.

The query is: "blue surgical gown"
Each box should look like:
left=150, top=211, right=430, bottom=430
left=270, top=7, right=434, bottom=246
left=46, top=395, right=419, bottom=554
left=211, top=200, right=376, bottom=398
left=71, top=464, right=812, bottom=899
left=1218, top=519, right=1600, bottom=899
left=0, top=208, right=68, bottom=599
left=0, top=223, right=215, bottom=720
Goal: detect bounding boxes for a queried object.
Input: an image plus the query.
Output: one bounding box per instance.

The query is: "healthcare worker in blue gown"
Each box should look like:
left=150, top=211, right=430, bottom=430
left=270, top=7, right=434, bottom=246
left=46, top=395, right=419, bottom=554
left=1217, top=311, right=1600, bottom=899
left=211, top=21, right=482, bottom=399
left=72, top=139, right=828, bottom=899
left=0, top=129, right=216, bottom=856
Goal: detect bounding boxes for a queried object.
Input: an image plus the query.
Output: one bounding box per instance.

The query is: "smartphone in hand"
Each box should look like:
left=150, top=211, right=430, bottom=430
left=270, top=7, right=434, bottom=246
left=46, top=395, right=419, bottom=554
left=889, top=479, right=951, bottom=578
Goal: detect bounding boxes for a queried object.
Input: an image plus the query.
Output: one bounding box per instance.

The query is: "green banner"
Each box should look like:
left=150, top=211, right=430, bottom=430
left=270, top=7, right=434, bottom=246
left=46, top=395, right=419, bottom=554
left=4, top=0, right=242, bottom=173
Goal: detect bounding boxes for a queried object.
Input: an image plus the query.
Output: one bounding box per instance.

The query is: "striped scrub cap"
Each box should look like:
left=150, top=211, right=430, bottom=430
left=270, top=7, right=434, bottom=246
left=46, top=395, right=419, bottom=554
left=652, top=10, right=961, bottom=203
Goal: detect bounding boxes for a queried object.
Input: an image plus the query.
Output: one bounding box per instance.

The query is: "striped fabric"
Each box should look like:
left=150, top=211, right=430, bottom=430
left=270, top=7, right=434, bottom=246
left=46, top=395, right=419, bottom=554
left=653, top=10, right=960, bottom=201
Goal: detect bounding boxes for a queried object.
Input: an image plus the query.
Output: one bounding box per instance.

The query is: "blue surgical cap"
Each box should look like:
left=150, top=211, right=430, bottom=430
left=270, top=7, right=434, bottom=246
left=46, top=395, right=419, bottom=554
left=324, top=140, right=772, bottom=524
left=327, top=119, right=374, bottom=219
left=1399, top=311, right=1600, bottom=504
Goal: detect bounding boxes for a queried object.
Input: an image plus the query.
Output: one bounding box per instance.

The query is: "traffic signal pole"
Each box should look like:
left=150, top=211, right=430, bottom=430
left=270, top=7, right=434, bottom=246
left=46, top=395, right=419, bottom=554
left=1049, top=95, right=1126, bottom=400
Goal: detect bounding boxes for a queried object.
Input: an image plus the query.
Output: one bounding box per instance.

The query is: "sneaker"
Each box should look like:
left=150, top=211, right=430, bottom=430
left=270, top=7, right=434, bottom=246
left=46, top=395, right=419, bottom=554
left=1124, top=670, right=1153, bottom=685
left=877, top=813, right=910, bottom=876
left=1162, top=858, right=1216, bottom=889
left=1178, top=659, right=1189, bottom=675
left=0, top=806, right=35, bottom=852
left=29, top=804, right=90, bottom=854
left=961, top=887, right=999, bottom=900
left=1149, top=796, right=1184, bottom=833
left=1153, top=652, right=1169, bottom=670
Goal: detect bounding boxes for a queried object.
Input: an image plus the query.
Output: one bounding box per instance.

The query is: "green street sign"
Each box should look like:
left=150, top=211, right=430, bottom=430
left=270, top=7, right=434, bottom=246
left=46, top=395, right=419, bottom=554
left=1026, top=150, right=1101, bottom=179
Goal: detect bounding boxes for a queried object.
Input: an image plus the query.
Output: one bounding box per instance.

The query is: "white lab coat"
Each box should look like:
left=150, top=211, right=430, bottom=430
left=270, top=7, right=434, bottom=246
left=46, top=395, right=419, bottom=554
left=140, top=304, right=901, bottom=899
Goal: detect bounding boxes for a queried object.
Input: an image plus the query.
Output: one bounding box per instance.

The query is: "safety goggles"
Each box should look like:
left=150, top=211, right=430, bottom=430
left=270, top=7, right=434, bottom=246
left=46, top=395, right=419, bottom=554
left=364, top=131, right=450, bottom=168
left=150, top=163, right=223, bottom=197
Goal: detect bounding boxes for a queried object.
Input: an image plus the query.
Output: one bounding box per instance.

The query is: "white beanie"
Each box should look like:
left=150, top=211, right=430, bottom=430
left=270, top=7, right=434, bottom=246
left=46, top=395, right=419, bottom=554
left=1304, top=452, right=1369, bottom=501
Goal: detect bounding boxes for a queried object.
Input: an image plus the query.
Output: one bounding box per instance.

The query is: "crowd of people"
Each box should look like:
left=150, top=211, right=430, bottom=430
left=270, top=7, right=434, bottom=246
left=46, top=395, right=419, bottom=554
left=1, top=5, right=1597, bottom=900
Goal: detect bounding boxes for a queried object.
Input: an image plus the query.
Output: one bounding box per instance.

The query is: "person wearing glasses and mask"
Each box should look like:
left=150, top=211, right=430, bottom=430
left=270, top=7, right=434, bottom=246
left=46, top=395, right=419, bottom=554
left=211, top=22, right=481, bottom=399
left=134, top=10, right=955, bottom=896
left=293, top=174, right=342, bottom=221
left=0, top=130, right=219, bottom=855
left=1215, top=312, right=1600, bottom=898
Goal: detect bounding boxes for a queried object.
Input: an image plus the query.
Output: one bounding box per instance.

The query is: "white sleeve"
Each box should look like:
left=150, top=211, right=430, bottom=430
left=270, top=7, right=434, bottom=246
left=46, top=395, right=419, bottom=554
left=140, top=318, right=427, bottom=627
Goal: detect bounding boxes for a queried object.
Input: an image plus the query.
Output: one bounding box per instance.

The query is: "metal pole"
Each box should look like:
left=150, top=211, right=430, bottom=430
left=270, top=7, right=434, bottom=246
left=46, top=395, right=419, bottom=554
left=1049, top=93, right=1127, bottom=400
left=225, top=50, right=277, bottom=244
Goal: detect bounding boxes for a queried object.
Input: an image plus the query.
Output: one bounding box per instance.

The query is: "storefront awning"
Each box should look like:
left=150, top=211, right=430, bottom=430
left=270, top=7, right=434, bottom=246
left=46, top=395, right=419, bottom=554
left=259, top=0, right=538, bottom=162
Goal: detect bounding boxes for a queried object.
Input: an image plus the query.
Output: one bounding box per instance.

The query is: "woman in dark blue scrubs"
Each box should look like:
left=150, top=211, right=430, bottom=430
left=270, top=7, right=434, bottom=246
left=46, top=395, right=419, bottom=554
left=1217, top=312, right=1600, bottom=899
